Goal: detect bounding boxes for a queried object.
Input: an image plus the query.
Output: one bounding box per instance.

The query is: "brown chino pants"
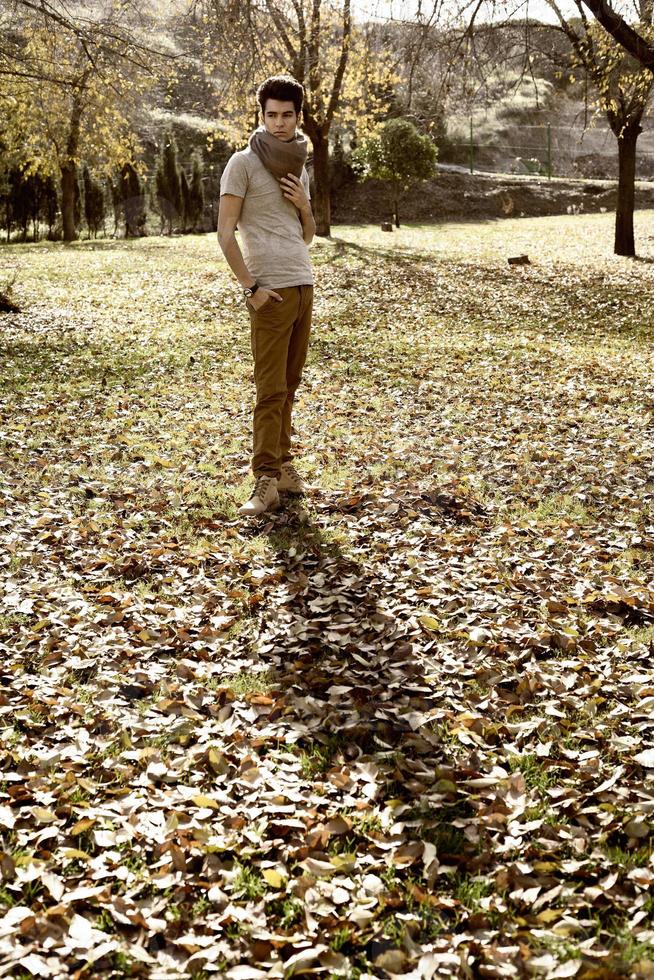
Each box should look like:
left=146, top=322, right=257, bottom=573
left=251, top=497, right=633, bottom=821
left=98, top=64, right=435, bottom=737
left=247, top=284, right=313, bottom=479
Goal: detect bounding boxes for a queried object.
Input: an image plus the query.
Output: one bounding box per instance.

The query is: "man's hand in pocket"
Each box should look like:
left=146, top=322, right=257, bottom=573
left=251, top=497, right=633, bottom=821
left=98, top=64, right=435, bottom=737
left=250, top=288, right=283, bottom=311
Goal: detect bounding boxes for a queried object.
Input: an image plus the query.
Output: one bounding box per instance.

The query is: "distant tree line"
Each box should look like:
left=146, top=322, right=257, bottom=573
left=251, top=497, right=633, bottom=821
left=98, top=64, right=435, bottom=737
left=0, top=133, right=208, bottom=243
left=2, top=0, right=652, bottom=255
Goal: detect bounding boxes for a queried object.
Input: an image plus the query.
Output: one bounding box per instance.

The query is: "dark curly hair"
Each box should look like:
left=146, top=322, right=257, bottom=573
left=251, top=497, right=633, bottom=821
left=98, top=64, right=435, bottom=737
left=256, top=75, right=304, bottom=116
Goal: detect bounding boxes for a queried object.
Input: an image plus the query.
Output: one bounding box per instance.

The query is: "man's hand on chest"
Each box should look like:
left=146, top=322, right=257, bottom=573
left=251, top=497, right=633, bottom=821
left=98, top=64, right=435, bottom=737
left=279, top=173, right=310, bottom=213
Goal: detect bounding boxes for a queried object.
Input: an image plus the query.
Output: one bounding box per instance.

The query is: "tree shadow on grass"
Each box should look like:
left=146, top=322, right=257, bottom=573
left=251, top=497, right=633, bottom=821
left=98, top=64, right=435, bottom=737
left=0, top=331, right=189, bottom=391
left=319, top=235, right=439, bottom=270
left=320, top=235, right=654, bottom=341
left=1, top=236, right=179, bottom=255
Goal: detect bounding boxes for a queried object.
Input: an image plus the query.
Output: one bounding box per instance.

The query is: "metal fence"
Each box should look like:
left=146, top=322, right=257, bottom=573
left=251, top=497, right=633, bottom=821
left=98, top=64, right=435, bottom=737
left=443, top=121, right=654, bottom=180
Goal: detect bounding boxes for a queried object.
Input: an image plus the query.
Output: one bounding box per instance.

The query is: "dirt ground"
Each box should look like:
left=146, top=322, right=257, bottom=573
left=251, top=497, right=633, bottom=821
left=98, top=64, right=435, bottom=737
left=333, top=168, right=654, bottom=225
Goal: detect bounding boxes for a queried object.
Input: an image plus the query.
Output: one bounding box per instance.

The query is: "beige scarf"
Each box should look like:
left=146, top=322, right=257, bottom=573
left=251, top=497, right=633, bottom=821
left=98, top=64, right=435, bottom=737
left=248, top=126, right=308, bottom=180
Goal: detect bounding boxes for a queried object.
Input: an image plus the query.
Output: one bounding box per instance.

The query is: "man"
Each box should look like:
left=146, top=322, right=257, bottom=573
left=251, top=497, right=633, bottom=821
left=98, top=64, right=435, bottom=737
left=217, top=74, right=316, bottom=517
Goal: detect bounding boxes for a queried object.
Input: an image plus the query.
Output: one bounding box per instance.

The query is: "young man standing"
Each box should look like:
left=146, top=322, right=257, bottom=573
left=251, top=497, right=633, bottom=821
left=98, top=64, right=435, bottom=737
left=217, top=75, right=316, bottom=517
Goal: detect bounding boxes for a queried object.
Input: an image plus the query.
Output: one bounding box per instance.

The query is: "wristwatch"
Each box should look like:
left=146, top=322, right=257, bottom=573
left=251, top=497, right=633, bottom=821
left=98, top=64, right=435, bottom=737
left=243, top=283, right=259, bottom=298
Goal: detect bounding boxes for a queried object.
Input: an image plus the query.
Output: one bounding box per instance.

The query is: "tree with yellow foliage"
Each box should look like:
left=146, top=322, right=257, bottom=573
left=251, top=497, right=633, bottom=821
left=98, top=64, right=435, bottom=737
left=580, top=0, right=654, bottom=70
left=192, top=0, right=397, bottom=237
left=1, top=6, right=156, bottom=241
left=547, top=0, right=654, bottom=255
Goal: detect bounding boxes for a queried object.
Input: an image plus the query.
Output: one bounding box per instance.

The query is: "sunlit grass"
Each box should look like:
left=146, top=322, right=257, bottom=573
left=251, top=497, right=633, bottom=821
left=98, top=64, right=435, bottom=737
left=330, top=209, right=654, bottom=266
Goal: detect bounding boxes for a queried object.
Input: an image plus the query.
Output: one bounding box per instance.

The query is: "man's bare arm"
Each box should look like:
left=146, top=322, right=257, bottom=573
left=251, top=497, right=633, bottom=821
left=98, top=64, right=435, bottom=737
left=217, top=194, right=282, bottom=308
left=217, top=194, right=256, bottom=287
left=298, top=202, right=316, bottom=245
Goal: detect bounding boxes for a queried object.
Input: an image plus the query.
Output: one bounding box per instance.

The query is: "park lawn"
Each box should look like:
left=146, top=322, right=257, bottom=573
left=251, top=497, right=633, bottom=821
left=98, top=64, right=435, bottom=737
left=1, top=213, right=654, bottom=978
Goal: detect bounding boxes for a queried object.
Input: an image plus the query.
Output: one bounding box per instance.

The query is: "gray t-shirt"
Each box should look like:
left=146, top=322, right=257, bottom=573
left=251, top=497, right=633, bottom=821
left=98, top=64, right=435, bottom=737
left=220, top=146, right=313, bottom=290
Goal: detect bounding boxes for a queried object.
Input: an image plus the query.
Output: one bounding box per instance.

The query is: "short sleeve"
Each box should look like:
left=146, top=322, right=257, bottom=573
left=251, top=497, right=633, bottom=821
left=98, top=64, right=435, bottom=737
left=301, top=167, right=311, bottom=200
left=220, top=154, right=248, bottom=198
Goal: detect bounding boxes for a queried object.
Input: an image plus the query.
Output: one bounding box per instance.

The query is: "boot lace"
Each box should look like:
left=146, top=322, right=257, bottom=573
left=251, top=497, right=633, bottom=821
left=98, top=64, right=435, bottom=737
left=254, top=475, right=274, bottom=499
left=282, top=462, right=300, bottom=481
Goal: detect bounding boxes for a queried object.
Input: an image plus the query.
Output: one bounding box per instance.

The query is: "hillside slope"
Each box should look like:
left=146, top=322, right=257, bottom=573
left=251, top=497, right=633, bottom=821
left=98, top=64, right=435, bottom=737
left=332, top=167, right=654, bottom=225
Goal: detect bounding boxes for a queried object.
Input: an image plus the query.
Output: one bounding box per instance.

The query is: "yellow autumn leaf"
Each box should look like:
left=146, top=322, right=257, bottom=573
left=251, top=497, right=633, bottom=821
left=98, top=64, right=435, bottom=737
left=537, top=909, right=563, bottom=923
left=330, top=854, right=356, bottom=871
left=208, top=748, right=230, bottom=774
left=61, top=848, right=92, bottom=861
left=31, top=807, right=57, bottom=823
left=262, top=869, right=286, bottom=889
left=191, top=795, right=220, bottom=809
left=71, top=817, right=96, bottom=835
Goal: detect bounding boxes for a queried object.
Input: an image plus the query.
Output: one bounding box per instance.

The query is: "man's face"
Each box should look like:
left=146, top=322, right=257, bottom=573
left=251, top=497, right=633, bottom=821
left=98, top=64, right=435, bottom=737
left=263, top=99, right=299, bottom=141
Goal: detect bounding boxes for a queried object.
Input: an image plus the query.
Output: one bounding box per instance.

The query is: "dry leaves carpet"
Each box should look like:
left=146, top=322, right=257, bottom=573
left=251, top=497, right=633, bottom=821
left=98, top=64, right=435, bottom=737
left=1, top=214, right=654, bottom=979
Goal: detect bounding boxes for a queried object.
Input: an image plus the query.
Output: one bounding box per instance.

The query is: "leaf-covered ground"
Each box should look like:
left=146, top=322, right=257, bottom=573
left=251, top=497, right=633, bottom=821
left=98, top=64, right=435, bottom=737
left=1, top=213, right=654, bottom=979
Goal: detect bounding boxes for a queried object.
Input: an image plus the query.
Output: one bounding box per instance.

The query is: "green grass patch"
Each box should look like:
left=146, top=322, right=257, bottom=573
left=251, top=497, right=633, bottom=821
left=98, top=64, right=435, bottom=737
left=506, top=493, right=592, bottom=526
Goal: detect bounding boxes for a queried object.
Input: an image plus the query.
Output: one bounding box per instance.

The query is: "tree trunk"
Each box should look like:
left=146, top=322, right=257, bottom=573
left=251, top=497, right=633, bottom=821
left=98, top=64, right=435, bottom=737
left=394, top=184, right=400, bottom=228
left=615, top=123, right=641, bottom=257
left=60, top=91, right=84, bottom=243
left=61, top=163, right=78, bottom=242
left=309, top=130, right=331, bottom=237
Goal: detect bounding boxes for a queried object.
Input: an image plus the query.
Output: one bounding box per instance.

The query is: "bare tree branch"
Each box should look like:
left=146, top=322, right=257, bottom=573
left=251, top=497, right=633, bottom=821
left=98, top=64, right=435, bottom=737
left=308, top=0, right=322, bottom=101
left=2, top=0, right=177, bottom=79
left=291, top=0, right=307, bottom=76
left=405, top=1, right=441, bottom=110
left=264, top=0, right=299, bottom=66
left=325, top=0, right=351, bottom=128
